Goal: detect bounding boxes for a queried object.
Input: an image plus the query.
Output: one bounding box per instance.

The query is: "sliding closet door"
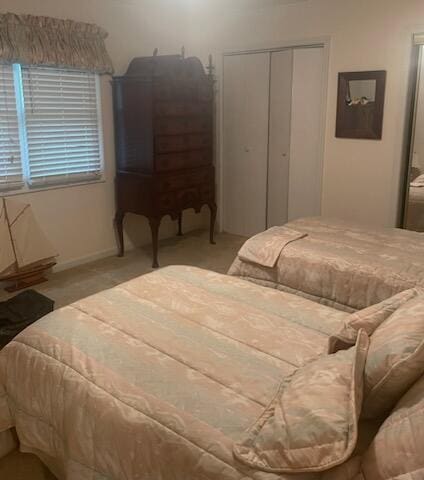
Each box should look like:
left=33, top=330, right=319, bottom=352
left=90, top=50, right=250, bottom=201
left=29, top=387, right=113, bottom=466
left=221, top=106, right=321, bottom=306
left=267, top=50, right=293, bottom=227
left=223, top=53, right=270, bottom=237
left=288, top=47, right=324, bottom=221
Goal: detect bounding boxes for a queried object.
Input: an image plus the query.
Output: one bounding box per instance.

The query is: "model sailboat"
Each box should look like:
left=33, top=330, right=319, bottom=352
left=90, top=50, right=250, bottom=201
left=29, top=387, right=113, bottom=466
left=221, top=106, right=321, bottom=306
left=0, top=197, right=57, bottom=292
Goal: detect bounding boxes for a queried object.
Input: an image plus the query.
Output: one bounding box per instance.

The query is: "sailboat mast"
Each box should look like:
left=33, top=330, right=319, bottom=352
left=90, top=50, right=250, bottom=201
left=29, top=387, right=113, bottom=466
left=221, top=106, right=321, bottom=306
left=2, top=197, right=18, bottom=272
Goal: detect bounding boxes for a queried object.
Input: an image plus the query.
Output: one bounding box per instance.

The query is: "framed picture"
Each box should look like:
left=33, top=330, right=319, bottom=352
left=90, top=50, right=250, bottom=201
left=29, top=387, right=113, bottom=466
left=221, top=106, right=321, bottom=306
left=336, top=70, right=387, bottom=140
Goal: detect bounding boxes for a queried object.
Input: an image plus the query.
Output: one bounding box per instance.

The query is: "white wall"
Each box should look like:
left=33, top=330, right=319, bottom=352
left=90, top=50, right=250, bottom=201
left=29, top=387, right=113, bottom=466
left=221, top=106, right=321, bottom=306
left=1, top=0, right=207, bottom=269
left=183, top=0, right=424, bottom=228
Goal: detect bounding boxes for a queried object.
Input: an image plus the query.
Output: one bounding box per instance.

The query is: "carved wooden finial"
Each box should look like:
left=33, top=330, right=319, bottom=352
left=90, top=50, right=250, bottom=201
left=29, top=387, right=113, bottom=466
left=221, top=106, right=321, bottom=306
left=153, top=48, right=159, bottom=57
left=206, top=54, right=214, bottom=77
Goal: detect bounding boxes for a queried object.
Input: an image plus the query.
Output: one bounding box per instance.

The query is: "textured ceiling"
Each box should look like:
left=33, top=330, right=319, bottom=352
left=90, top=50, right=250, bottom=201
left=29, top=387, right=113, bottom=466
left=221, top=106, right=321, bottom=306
left=110, top=0, right=308, bottom=8
left=190, top=0, right=310, bottom=12
left=232, top=0, right=307, bottom=5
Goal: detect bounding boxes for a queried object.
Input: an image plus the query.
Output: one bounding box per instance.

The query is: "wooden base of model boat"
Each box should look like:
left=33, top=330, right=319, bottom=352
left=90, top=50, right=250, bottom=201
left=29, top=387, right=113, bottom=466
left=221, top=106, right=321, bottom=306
left=1, top=262, right=56, bottom=293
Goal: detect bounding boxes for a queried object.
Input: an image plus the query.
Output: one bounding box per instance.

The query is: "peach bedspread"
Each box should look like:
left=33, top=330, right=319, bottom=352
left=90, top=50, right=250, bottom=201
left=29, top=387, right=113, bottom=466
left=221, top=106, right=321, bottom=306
left=229, top=217, right=424, bottom=312
left=0, top=266, right=349, bottom=480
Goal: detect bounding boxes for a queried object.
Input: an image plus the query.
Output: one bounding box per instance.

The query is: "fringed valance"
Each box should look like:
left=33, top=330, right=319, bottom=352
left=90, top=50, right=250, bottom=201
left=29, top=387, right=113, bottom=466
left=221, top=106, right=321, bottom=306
left=0, top=13, right=113, bottom=74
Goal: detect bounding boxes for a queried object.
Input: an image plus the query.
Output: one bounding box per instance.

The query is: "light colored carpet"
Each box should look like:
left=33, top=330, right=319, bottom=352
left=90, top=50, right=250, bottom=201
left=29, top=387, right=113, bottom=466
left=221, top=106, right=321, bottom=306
left=0, top=229, right=246, bottom=480
left=0, top=229, right=245, bottom=308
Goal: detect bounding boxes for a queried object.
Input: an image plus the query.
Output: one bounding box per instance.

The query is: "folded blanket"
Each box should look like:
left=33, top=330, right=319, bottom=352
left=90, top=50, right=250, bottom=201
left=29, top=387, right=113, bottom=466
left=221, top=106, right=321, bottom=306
left=238, top=226, right=308, bottom=268
left=234, top=330, right=369, bottom=474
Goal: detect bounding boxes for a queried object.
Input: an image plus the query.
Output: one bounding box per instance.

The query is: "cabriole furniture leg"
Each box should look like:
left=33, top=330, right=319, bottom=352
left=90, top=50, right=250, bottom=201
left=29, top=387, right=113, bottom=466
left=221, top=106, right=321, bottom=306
left=149, top=217, right=162, bottom=268
left=114, top=211, right=125, bottom=257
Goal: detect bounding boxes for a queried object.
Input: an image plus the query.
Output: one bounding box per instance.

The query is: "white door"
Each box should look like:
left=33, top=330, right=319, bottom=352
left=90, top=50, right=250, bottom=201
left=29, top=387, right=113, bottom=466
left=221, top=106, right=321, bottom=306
left=222, top=52, right=270, bottom=237
left=267, top=49, right=293, bottom=228
left=288, top=47, right=324, bottom=221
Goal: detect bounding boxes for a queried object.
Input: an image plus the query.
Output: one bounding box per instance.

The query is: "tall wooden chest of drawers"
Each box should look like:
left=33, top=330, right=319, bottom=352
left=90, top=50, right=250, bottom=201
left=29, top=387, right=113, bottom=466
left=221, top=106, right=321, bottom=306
left=112, top=55, right=217, bottom=267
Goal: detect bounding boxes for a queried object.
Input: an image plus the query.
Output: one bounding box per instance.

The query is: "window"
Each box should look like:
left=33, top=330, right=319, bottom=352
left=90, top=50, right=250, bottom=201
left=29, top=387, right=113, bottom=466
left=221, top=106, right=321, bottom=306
left=0, top=65, right=22, bottom=189
left=0, top=65, right=103, bottom=191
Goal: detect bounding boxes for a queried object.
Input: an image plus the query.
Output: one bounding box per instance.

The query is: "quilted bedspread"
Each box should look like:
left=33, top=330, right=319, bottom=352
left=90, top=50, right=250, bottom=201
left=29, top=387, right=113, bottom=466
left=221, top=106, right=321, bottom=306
left=0, top=266, right=348, bottom=480
left=228, top=217, right=424, bottom=312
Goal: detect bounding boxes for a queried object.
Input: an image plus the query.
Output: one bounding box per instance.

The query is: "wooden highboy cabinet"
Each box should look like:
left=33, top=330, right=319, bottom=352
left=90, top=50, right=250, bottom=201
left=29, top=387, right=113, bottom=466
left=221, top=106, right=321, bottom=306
left=112, top=54, right=217, bottom=267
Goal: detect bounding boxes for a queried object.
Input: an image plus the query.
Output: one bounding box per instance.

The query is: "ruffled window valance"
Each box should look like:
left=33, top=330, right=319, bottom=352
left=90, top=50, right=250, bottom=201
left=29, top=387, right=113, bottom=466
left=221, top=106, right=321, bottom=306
left=0, top=13, right=113, bottom=74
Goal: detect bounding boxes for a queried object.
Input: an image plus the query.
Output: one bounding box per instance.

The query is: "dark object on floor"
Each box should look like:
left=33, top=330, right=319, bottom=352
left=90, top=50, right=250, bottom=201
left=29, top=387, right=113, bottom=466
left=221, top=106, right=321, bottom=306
left=0, top=290, right=54, bottom=348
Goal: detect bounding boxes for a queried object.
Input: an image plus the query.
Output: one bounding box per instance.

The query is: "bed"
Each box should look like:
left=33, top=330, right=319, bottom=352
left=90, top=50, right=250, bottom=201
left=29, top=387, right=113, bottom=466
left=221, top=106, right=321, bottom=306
left=0, top=265, right=351, bottom=480
left=228, top=217, right=424, bottom=312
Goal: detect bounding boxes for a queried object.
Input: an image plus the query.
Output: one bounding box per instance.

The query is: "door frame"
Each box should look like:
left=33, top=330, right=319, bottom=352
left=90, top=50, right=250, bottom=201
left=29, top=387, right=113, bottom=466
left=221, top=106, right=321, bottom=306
left=218, top=36, right=331, bottom=233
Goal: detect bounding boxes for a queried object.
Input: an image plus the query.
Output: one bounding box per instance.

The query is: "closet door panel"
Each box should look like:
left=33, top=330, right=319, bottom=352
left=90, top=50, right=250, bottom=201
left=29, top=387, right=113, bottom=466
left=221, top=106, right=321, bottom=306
left=223, top=53, right=270, bottom=237
left=288, top=47, right=324, bottom=221
left=267, top=50, right=293, bottom=228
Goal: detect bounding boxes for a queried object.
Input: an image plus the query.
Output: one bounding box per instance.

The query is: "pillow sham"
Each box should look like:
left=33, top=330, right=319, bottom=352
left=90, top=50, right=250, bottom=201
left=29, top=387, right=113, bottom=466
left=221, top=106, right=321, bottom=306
left=328, top=288, right=419, bottom=355
left=362, top=294, right=424, bottom=418
left=233, top=330, right=369, bottom=474
left=361, top=375, right=424, bottom=480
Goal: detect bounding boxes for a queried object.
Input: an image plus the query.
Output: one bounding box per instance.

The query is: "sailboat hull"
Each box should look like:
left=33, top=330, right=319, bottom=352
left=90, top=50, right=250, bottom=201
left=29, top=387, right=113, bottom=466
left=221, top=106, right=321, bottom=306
left=2, top=261, right=56, bottom=293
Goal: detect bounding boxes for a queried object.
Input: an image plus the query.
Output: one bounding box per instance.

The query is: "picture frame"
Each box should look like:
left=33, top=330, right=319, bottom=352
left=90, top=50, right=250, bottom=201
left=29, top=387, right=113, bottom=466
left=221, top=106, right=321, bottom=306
left=336, top=70, right=387, bottom=140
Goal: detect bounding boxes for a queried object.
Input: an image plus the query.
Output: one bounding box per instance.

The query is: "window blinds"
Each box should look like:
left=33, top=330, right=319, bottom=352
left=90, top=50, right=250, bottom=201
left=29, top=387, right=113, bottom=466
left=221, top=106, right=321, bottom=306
left=21, top=67, right=102, bottom=185
left=0, top=65, right=23, bottom=188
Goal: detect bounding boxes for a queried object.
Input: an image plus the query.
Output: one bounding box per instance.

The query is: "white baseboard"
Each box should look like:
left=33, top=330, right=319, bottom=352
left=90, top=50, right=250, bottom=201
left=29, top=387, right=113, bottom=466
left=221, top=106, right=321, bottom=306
left=53, top=247, right=122, bottom=272
left=52, top=221, right=208, bottom=273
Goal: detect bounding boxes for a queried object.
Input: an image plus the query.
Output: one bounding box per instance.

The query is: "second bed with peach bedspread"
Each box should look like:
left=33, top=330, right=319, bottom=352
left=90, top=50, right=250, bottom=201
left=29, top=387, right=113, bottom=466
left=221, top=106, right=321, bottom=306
left=229, top=217, right=424, bottom=312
